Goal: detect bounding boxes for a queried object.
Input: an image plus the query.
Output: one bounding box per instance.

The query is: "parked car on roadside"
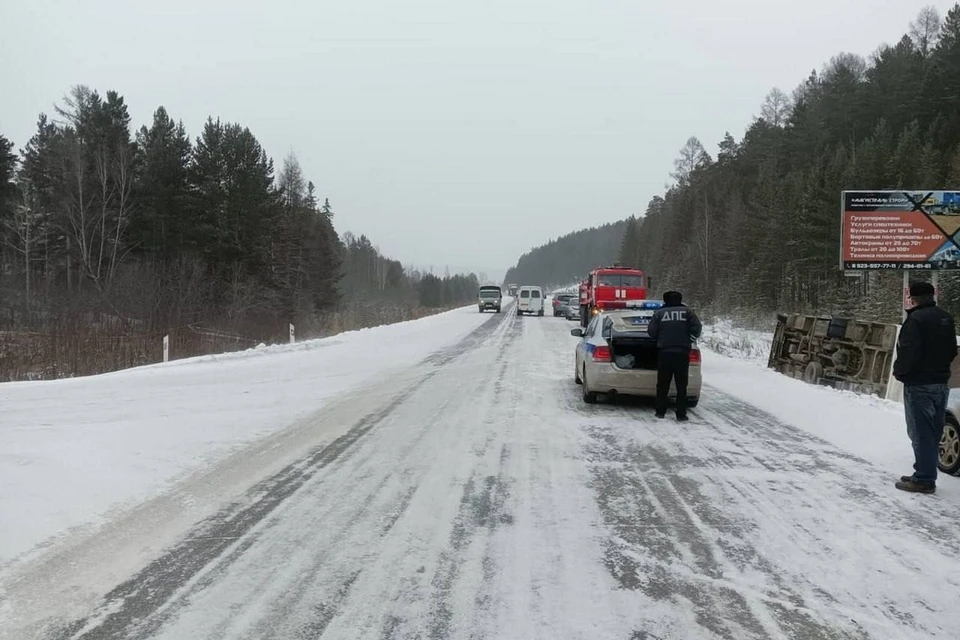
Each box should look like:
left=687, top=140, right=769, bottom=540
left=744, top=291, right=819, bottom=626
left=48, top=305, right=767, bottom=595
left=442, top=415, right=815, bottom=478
left=942, top=390, right=960, bottom=475
left=562, top=299, right=581, bottom=321
left=517, top=286, right=544, bottom=316
left=570, top=304, right=701, bottom=406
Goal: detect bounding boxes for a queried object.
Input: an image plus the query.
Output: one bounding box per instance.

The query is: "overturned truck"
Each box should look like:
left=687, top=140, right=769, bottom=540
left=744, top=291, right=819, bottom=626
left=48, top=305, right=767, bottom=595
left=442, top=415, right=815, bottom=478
left=767, top=314, right=899, bottom=398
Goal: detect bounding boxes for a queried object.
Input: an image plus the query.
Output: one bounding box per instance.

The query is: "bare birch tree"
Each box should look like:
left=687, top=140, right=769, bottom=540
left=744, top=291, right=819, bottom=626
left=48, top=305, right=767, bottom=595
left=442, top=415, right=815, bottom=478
left=760, top=88, right=793, bottom=127
left=910, top=5, right=942, bottom=56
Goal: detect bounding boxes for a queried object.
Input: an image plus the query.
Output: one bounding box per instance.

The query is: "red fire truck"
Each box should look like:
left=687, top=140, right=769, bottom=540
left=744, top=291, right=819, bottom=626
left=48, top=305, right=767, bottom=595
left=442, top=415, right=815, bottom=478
left=579, top=265, right=649, bottom=326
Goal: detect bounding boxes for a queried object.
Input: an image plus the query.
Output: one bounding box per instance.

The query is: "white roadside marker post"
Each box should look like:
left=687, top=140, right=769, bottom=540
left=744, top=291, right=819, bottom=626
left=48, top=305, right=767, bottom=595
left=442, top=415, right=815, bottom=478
left=289, top=323, right=295, bottom=344
left=163, top=335, right=169, bottom=363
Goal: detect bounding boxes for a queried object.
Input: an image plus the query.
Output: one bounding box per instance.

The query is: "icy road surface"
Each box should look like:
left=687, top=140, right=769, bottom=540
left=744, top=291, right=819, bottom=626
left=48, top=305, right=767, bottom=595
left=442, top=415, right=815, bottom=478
left=5, top=307, right=960, bottom=639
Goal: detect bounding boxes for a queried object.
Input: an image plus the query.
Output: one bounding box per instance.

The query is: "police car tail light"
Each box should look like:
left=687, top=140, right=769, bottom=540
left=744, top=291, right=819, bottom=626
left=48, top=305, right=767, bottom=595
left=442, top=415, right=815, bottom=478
left=689, top=348, right=702, bottom=365
left=592, top=346, right=612, bottom=362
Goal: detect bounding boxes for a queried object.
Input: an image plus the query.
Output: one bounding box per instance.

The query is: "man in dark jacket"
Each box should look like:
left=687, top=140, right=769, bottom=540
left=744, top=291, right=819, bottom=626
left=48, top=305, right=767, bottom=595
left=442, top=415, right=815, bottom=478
left=647, top=290, right=703, bottom=421
left=894, top=281, right=957, bottom=494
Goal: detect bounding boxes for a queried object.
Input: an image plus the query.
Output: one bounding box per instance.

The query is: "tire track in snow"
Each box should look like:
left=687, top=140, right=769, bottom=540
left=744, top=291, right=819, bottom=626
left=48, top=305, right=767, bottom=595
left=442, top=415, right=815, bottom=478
left=142, top=309, right=523, bottom=640
left=694, top=390, right=960, bottom=638
left=372, top=314, right=529, bottom=640
left=420, top=320, right=524, bottom=640
left=51, top=309, right=515, bottom=640
left=577, top=380, right=959, bottom=639
left=426, top=454, right=516, bottom=640
left=703, top=387, right=960, bottom=554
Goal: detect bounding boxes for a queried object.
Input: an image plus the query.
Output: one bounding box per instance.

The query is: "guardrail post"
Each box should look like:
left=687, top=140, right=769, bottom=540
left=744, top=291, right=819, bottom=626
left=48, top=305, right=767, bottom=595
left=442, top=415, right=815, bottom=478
left=289, top=323, right=295, bottom=344
left=163, top=335, right=169, bottom=363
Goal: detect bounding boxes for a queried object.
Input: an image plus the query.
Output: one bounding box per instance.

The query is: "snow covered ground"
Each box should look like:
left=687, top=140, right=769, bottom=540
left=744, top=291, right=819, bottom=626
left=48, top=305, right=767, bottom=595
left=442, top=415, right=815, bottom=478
left=702, top=342, right=919, bottom=476
left=0, top=304, right=504, bottom=566
left=698, top=317, right=944, bottom=481
left=2, top=309, right=959, bottom=639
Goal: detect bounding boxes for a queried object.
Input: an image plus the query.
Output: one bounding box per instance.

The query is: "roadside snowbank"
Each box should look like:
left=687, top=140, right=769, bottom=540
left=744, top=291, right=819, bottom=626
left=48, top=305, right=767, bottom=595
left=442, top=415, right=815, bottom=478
left=698, top=318, right=773, bottom=365
left=0, top=304, right=498, bottom=564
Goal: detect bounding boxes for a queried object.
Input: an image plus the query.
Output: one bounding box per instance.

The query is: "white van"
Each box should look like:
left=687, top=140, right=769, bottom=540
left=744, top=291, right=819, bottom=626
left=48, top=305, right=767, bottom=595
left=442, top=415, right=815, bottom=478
left=516, top=286, right=544, bottom=316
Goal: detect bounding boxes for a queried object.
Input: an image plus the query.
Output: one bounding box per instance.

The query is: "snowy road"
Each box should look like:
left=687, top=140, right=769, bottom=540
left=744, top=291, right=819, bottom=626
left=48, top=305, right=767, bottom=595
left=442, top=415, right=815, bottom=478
left=6, top=307, right=960, bottom=639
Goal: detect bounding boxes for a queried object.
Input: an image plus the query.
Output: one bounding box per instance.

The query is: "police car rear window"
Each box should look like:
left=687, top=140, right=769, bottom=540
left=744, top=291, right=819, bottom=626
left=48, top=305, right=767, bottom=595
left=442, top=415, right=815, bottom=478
left=612, top=313, right=655, bottom=330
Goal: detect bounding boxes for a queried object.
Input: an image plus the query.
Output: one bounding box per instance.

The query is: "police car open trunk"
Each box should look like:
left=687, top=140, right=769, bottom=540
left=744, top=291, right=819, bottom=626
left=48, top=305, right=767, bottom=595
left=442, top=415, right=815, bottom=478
left=606, top=310, right=660, bottom=370
left=609, top=335, right=659, bottom=370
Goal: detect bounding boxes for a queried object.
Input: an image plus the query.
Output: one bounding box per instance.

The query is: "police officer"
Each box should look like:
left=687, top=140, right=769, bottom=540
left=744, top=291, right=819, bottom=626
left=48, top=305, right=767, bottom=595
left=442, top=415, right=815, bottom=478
left=647, top=290, right=703, bottom=421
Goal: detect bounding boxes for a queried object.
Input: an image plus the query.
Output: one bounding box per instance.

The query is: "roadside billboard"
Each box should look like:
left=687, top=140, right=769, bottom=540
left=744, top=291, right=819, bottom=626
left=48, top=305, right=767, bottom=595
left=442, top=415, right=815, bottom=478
left=841, top=190, right=960, bottom=270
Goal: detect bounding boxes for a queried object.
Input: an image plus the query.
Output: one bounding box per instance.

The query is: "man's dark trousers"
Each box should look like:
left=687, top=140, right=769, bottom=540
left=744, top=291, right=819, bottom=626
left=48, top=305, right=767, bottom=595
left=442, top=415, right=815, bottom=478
left=656, top=351, right=689, bottom=417
left=904, top=383, right=949, bottom=483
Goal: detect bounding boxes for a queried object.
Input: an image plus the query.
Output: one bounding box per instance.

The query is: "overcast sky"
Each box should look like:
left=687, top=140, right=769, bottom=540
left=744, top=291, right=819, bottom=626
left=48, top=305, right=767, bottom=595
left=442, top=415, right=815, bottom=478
left=1, top=0, right=955, bottom=278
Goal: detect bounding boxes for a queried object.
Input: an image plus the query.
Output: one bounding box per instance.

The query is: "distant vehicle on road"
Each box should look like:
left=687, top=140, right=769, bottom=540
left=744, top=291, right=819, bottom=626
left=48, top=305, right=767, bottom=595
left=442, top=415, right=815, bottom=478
left=517, top=286, right=544, bottom=316
left=942, top=390, right=960, bottom=475
left=562, top=298, right=581, bottom=321
left=552, top=293, right=576, bottom=316
left=477, top=285, right=502, bottom=313
left=570, top=304, right=701, bottom=406
left=507, top=284, right=518, bottom=297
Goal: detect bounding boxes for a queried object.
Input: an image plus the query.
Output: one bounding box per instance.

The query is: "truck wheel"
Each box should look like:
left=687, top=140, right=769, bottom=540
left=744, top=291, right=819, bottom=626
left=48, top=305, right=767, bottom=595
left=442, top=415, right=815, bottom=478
left=582, top=369, right=598, bottom=403
left=803, top=362, right=823, bottom=384
left=538, top=309, right=544, bottom=317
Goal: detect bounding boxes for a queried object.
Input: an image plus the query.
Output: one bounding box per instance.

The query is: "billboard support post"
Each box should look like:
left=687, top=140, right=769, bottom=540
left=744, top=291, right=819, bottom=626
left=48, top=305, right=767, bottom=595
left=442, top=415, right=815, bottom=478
left=903, top=271, right=910, bottom=323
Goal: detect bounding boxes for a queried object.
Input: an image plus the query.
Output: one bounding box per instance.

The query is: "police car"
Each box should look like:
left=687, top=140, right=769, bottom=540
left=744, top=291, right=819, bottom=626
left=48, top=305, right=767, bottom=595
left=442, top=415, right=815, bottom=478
left=570, top=300, right=702, bottom=405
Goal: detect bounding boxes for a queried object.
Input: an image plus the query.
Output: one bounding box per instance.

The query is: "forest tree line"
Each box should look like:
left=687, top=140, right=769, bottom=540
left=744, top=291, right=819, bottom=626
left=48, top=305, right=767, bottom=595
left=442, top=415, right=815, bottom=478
left=0, top=89, right=479, bottom=330
left=503, top=220, right=628, bottom=290
left=618, top=5, right=960, bottom=323
left=0, top=89, right=479, bottom=377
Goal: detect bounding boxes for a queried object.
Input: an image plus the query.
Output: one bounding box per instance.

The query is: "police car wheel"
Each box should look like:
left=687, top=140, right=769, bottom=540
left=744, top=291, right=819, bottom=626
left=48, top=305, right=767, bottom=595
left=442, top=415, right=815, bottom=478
left=582, top=369, right=598, bottom=403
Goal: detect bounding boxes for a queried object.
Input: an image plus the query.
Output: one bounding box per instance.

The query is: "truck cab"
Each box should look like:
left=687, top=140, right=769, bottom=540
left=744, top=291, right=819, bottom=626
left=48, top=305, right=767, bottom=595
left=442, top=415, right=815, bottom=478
left=580, top=266, right=648, bottom=326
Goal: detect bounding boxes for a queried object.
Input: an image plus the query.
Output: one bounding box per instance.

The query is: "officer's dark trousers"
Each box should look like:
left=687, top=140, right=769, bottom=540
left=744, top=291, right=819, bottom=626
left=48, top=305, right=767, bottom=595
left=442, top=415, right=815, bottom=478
left=656, top=350, right=690, bottom=417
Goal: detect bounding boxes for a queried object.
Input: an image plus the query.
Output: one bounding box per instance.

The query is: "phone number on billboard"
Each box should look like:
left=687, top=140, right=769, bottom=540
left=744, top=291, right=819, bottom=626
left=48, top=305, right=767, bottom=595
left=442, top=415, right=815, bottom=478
left=846, top=263, right=933, bottom=270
